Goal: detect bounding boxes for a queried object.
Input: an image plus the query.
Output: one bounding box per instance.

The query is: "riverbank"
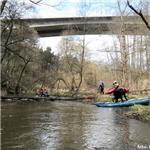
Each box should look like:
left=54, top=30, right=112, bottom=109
left=1, top=94, right=96, bottom=103
left=96, top=95, right=150, bottom=124
left=125, top=105, right=150, bottom=123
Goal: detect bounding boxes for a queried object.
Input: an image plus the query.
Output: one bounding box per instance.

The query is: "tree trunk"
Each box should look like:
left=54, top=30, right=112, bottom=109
left=117, top=0, right=129, bottom=87
left=15, top=59, right=30, bottom=95
left=74, top=35, right=85, bottom=94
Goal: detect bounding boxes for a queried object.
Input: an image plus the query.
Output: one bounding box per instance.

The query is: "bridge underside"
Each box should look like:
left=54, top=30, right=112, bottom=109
left=33, top=23, right=149, bottom=37
left=23, top=16, right=150, bottom=37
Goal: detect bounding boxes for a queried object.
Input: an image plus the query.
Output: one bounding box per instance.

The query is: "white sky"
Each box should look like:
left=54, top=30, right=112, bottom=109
left=29, top=0, right=119, bottom=18
left=39, top=35, right=118, bottom=62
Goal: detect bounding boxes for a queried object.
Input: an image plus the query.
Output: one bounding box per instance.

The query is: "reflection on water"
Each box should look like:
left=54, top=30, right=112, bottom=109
left=1, top=101, right=150, bottom=150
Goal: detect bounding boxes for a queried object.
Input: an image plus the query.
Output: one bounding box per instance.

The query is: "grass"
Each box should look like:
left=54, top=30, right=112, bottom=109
left=126, top=105, right=150, bottom=123
left=95, top=95, right=112, bottom=102
left=131, top=105, right=150, bottom=111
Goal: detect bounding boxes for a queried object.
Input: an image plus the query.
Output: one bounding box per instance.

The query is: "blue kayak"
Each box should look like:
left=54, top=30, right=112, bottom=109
left=95, top=97, right=150, bottom=107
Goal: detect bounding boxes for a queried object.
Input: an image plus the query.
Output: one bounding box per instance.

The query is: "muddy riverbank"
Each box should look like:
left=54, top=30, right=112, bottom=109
left=125, top=105, right=150, bottom=123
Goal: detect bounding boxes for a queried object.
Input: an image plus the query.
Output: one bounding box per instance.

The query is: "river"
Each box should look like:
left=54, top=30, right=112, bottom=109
left=1, top=101, right=150, bottom=150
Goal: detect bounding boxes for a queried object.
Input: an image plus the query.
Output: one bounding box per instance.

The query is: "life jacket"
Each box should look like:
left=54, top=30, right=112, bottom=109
left=124, top=88, right=129, bottom=93
left=105, top=87, right=129, bottom=94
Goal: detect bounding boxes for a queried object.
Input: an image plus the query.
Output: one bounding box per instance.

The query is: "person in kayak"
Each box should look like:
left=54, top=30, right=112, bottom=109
left=112, top=81, right=128, bottom=103
left=97, top=80, right=104, bottom=94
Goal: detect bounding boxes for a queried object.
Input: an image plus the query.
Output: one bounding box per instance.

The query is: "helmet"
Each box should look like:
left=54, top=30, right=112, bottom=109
left=113, top=81, right=119, bottom=88
left=113, top=81, right=117, bottom=85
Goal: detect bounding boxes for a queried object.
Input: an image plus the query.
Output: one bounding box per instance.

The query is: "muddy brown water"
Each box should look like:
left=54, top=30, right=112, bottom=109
left=1, top=101, right=150, bottom=150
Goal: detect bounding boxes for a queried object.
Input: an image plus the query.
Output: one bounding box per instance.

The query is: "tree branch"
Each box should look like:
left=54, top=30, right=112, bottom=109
left=0, top=0, right=7, bottom=15
left=4, top=46, right=29, bottom=62
left=127, top=0, right=150, bottom=30
left=29, top=0, right=62, bottom=7
left=29, top=0, right=43, bottom=5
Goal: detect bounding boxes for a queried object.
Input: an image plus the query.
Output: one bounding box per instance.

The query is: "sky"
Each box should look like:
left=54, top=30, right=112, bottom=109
left=24, top=0, right=141, bottom=62
left=29, top=0, right=118, bottom=18
left=39, top=35, right=118, bottom=62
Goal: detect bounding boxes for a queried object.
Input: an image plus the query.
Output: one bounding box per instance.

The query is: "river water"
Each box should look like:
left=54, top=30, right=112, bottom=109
left=1, top=101, right=150, bottom=150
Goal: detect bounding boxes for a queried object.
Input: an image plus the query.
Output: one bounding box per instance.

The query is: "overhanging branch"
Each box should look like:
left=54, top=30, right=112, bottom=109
left=127, top=0, right=150, bottom=31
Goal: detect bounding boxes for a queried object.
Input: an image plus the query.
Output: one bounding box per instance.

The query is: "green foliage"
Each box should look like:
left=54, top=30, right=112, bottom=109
left=1, top=0, right=60, bottom=95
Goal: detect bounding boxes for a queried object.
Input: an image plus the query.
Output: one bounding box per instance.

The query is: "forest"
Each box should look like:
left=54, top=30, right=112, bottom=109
left=1, top=0, right=150, bottom=96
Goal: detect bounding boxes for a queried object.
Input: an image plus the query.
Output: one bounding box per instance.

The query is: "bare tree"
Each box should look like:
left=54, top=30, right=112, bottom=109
left=1, top=0, right=38, bottom=94
left=71, top=0, right=93, bottom=95
left=58, top=37, right=80, bottom=92
left=116, top=0, right=129, bottom=87
left=127, top=0, right=150, bottom=30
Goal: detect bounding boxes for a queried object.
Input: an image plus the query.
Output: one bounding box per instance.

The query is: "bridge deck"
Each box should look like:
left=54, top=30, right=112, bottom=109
left=21, top=16, right=150, bottom=37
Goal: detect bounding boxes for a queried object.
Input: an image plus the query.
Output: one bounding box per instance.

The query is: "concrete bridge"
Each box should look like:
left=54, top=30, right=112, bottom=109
left=22, top=16, right=150, bottom=37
